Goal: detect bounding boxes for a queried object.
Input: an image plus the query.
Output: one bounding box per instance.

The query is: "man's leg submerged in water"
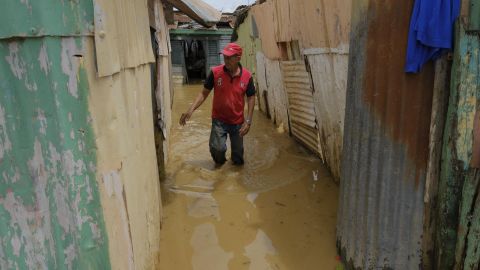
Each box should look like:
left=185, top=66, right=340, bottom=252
left=229, top=124, right=244, bottom=165
left=209, top=119, right=228, bottom=165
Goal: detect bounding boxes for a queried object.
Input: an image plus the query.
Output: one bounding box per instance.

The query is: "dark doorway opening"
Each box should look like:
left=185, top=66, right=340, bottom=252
left=184, top=39, right=206, bottom=83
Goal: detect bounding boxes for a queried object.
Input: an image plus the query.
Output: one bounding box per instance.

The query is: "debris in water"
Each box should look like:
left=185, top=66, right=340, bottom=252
left=275, top=201, right=286, bottom=207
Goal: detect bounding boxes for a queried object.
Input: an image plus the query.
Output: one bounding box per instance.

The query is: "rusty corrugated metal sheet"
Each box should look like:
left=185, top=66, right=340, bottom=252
left=281, top=60, right=320, bottom=155
left=165, top=0, right=221, bottom=28
left=337, top=0, right=435, bottom=268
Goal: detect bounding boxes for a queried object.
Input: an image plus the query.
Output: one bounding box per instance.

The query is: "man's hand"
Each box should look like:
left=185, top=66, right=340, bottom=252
left=179, top=111, right=192, bottom=126
left=239, top=122, right=251, bottom=137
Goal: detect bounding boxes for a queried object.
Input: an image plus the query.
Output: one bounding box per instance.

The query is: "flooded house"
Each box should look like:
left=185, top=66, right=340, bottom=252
left=170, top=12, right=234, bottom=84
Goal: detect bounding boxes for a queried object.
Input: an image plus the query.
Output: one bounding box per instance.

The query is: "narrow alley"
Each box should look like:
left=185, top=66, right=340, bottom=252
left=159, top=84, right=339, bottom=270
left=2, top=0, right=479, bottom=269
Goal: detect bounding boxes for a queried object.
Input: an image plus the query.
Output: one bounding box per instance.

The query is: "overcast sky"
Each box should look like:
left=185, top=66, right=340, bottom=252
left=202, top=0, right=255, bottom=12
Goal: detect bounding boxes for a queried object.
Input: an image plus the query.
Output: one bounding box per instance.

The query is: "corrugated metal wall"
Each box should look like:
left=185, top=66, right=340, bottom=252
left=152, top=0, right=174, bottom=171
left=337, top=0, right=435, bottom=268
left=234, top=11, right=262, bottom=74
left=219, top=35, right=231, bottom=64
left=437, top=8, right=480, bottom=268
left=306, top=50, right=348, bottom=179
left=0, top=37, right=111, bottom=270
left=205, top=39, right=220, bottom=72
left=171, top=40, right=184, bottom=65
left=251, top=0, right=351, bottom=58
left=281, top=60, right=320, bottom=154
left=273, top=0, right=350, bottom=49
left=242, top=0, right=351, bottom=181
left=94, top=0, right=155, bottom=77
left=255, top=52, right=270, bottom=116
left=256, top=52, right=290, bottom=131
left=0, top=0, right=165, bottom=269
left=250, top=1, right=282, bottom=60
left=0, top=2, right=93, bottom=38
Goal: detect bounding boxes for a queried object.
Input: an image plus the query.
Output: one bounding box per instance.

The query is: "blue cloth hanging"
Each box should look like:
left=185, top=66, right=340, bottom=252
left=405, top=0, right=460, bottom=73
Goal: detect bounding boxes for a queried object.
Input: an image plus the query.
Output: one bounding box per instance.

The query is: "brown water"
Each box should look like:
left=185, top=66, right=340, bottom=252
left=159, top=84, right=340, bottom=270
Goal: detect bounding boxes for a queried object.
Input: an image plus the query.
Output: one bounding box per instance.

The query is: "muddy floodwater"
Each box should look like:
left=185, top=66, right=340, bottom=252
left=159, top=84, right=340, bottom=270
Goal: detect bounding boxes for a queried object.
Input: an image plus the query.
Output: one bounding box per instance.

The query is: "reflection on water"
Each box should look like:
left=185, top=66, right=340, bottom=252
left=159, top=84, right=340, bottom=270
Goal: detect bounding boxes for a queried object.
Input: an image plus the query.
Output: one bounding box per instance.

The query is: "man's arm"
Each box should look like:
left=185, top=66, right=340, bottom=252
left=179, top=71, right=214, bottom=126
left=179, top=88, right=211, bottom=126
left=239, top=77, right=256, bottom=136
left=239, top=95, right=255, bottom=136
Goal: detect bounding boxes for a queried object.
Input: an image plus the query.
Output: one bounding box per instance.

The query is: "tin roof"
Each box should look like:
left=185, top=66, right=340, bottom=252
left=166, top=0, right=222, bottom=27
left=173, top=11, right=234, bottom=28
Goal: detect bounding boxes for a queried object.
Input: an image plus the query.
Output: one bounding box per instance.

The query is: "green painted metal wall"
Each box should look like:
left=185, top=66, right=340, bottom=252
left=233, top=10, right=262, bottom=77
left=0, top=1, right=111, bottom=269
left=437, top=5, right=480, bottom=269
left=0, top=1, right=94, bottom=38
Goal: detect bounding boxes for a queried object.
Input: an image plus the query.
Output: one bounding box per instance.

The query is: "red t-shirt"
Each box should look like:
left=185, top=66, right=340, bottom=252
left=204, top=65, right=255, bottom=125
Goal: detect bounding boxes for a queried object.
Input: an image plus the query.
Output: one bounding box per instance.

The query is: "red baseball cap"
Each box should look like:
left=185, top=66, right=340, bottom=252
left=221, top=43, right=243, bottom=57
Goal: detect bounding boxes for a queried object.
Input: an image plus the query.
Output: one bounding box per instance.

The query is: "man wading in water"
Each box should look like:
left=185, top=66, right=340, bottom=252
left=179, top=43, right=256, bottom=166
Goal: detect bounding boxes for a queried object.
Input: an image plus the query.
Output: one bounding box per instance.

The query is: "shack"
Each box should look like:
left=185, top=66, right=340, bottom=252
left=0, top=0, right=220, bottom=269
left=170, top=12, right=234, bottom=84
left=235, top=0, right=480, bottom=269
left=233, top=0, right=351, bottom=181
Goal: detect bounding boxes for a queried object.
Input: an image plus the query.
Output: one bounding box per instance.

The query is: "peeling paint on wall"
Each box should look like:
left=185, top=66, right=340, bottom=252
left=38, top=43, right=50, bottom=75
left=61, top=38, right=81, bottom=98
left=102, top=171, right=135, bottom=270
left=0, top=104, right=12, bottom=161
left=438, top=18, right=480, bottom=269
left=83, top=34, right=163, bottom=269
left=5, top=43, right=27, bottom=80
left=1, top=1, right=168, bottom=269
left=0, top=37, right=110, bottom=270
left=0, top=1, right=94, bottom=39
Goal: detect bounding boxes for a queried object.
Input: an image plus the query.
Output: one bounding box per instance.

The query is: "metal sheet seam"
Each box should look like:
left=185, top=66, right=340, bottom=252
left=0, top=34, right=95, bottom=41
left=302, top=46, right=349, bottom=56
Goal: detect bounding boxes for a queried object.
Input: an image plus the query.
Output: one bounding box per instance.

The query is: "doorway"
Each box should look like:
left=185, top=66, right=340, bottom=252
left=184, top=39, right=207, bottom=82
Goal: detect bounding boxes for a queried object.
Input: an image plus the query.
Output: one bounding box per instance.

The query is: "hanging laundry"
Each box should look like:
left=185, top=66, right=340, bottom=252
left=191, top=40, right=199, bottom=58
left=404, top=0, right=460, bottom=73
left=184, top=40, right=189, bottom=58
